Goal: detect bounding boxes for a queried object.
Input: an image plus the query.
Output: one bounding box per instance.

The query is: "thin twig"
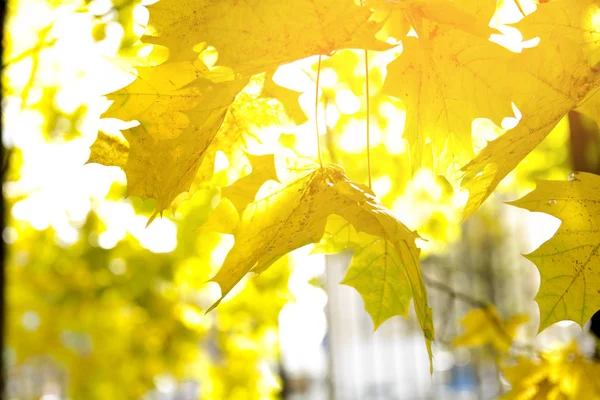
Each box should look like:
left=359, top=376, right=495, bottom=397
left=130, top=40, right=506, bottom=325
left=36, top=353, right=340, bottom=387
left=315, top=55, right=323, bottom=168
left=364, top=49, right=372, bottom=189
left=423, top=274, right=538, bottom=355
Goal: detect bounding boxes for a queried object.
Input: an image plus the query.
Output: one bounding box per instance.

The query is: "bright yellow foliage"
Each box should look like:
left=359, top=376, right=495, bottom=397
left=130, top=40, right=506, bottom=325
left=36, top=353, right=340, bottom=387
left=509, top=172, right=600, bottom=332
left=461, top=0, right=600, bottom=218
left=87, top=131, right=129, bottom=169
left=222, top=154, right=279, bottom=210
left=453, top=306, right=528, bottom=353
left=383, top=0, right=508, bottom=171
left=501, top=342, right=600, bottom=400
left=90, top=0, right=600, bottom=374
left=210, top=165, right=434, bottom=365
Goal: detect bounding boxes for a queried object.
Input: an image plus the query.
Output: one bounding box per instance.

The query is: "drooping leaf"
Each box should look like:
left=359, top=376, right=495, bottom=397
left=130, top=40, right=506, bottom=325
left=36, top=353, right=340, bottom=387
left=460, top=0, right=600, bottom=218
left=207, top=165, right=433, bottom=367
left=509, top=172, right=600, bottom=332
left=453, top=306, right=528, bottom=353
left=316, top=217, right=415, bottom=331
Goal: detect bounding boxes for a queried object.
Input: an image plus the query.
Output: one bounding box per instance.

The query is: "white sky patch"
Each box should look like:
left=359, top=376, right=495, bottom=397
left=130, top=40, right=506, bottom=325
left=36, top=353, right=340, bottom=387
left=132, top=216, right=178, bottom=253
left=336, top=89, right=361, bottom=115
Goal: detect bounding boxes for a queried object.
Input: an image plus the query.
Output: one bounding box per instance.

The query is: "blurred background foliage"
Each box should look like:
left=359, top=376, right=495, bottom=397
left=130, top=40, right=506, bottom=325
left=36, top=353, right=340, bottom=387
left=1, top=0, right=588, bottom=399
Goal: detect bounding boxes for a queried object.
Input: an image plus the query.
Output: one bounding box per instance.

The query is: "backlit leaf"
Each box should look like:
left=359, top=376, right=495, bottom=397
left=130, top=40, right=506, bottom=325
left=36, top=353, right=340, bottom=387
left=453, top=306, right=528, bottom=353
left=208, top=165, right=433, bottom=367
left=509, top=172, right=600, bottom=332
left=460, top=0, right=600, bottom=218
left=501, top=341, right=600, bottom=399
left=383, top=0, right=510, bottom=171
left=222, top=154, right=279, bottom=211
left=87, top=131, right=129, bottom=169
left=146, top=0, right=390, bottom=68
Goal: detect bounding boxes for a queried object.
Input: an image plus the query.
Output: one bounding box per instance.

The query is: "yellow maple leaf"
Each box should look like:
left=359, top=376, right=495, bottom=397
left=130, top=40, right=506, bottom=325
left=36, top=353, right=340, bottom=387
left=501, top=341, right=600, bottom=400
left=517, top=0, right=600, bottom=67
left=383, top=0, right=511, bottom=171
left=101, top=0, right=394, bottom=216
left=207, top=165, right=434, bottom=368
left=87, top=131, right=129, bottom=169
left=146, top=0, right=390, bottom=70
left=261, top=72, right=307, bottom=126
left=317, top=217, right=415, bottom=328
left=460, top=0, right=600, bottom=218
left=222, top=154, right=279, bottom=211
left=453, top=306, right=528, bottom=353
left=114, top=77, right=247, bottom=216
left=508, top=172, right=600, bottom=332
left=199, top=197, right=239, bottom=235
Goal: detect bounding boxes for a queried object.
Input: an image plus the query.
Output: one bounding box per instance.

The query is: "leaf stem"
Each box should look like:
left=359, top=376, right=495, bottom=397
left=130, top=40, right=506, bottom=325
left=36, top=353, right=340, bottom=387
left=315, top=55, right=324, bottom=168
left=365, top=49, right=372, bottom=190
left=514, top=0, right=526, bottom=18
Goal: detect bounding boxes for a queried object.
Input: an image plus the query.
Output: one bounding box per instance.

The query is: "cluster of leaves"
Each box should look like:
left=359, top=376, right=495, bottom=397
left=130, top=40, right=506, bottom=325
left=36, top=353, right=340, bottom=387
left=5, top=189, right=289, bottom=400
left=91, top=0, right=600, bottom=373
left=3, top=0, right=293, bottom=398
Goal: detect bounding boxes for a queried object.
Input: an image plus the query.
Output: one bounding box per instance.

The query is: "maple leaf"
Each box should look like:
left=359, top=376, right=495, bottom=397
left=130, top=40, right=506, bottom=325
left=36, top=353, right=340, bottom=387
left=207, top=165, right=434, bottom=367
left=87, top=131, right=129, bottom=169
left=453, top=306, right=528, bottom=353
left=145, top=0, right=390, bottom=68
left=261, top=72, right=307, bottom=126
left=315, top=216, right=415, bottom=329
left=501, top=341, right=600, bottom=399
left=200, top=197, right=239, bottom=235
left=383, top=0, right=511, bottom=171
left=106, top=75, right=247, bottom=216
left=222, top=154, right=279, bottom=210
left=100, top=0, right=394, bottom=216
left=509, top=172, right=600, bottom=332
left=460, top=0, right=600, bottom=218
left=517, top=0, right=600, bottom=67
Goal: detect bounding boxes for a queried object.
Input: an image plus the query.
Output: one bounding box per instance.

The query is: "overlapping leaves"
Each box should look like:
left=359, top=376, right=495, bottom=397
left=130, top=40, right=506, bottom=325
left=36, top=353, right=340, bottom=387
left=92, top=0, right=600, bottom=367
left=207, top=165, right=433, bottom=365
left=501, top=342, right=600, bottom=399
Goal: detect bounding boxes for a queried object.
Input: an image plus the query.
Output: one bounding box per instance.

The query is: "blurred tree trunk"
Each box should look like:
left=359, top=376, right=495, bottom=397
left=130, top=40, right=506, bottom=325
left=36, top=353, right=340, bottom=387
left=1, top=0, right=7, bottom=394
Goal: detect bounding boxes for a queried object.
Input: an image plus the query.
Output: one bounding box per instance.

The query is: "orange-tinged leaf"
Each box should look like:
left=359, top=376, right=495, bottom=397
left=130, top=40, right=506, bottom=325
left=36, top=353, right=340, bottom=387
left=104, top=62, right=204, bottom=139
left=508, top=172, right=600, bottom=332
left=102, top=0, right=393, bottom=215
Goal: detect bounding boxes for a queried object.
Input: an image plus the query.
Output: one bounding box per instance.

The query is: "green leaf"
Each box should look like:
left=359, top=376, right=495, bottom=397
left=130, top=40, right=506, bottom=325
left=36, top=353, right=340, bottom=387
left=509, top=172, right=600, bottom=332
